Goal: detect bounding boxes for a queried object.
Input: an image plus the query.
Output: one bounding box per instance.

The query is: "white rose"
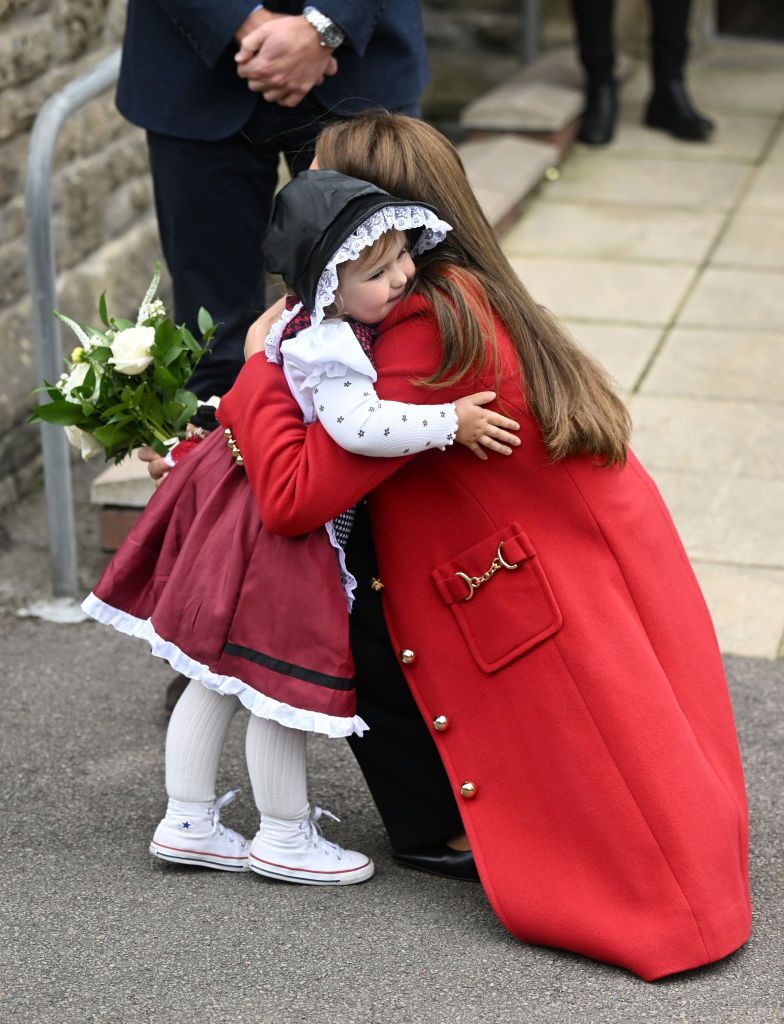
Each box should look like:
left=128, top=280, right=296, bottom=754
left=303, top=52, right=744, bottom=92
left=109, top=325, right=155, bottom=375
left=59, top=361, right=90, bottom=399
left=64, top=425, right=103, bottom=460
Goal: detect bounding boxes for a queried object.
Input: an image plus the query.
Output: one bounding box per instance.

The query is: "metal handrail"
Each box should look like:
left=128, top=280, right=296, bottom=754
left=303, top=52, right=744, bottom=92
left=521, top=0, right=543, bottom=64
left=25, top=49, right=121, bottom=597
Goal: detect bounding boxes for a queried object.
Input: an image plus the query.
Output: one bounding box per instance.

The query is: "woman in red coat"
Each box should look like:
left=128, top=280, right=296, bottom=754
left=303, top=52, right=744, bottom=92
left=218, top=113, right=751, bottom=980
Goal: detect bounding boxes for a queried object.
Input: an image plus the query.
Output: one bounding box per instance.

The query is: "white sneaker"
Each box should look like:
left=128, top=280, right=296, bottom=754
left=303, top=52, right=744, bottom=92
left=248, top=806, right=374, bottom=886
left=150, top=790, right=249, bottom=872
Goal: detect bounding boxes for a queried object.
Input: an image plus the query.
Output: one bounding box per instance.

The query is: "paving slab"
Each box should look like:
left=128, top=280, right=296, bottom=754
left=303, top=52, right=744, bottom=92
left=462, top=79, right=583, bottom=134
left=510, top=255, right=695, bottom=325
left=647, top=468, right=784, bottom=569
left=620, top=62, right=784, bottom=117
left=711, top=212, right=784, bottom=271
left=562, top=321, right=661, bottom=392
left=504, top=201, right=723, bottom=263
left=692, top=560, right=784, bottom=660
left=679, top=267, right=784, bottom=329
left=604, top=108, right=777, bottom=164
left=740, top=163, right=784, bottom=214
left=641, top=327, right=784, bottom=403
left=766, top=126, right=784, bottom=162
left=630, top=395, right=784, bottom=480
left=539, top=152, right=751, bottom=210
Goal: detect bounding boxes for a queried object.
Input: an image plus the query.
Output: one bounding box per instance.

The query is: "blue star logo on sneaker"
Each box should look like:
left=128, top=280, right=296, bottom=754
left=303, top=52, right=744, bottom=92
left=181, top=821, right=192, bottom=829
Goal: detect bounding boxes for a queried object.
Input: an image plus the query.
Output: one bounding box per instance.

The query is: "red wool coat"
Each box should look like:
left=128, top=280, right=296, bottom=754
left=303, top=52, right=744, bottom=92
left=219, top=293, right=751, bottom=980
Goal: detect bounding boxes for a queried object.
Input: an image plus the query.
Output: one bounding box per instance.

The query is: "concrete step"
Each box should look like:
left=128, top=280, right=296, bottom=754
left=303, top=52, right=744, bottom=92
left=459, top=134, right=560, bottom=236
left=461, top=46, right=635, bottom=146
left=90, top=454, right=156, bottom=550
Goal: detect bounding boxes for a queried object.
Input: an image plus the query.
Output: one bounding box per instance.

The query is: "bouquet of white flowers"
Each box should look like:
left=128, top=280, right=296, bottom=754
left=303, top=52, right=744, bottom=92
left=30, top=264, right=217, bottom=462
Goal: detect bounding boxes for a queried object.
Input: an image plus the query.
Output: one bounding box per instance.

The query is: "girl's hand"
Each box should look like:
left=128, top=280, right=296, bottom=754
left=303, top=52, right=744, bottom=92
left=454, top=392, right=521, bottom=460
left=245, top=296, right=287, bottom=360
left=138, top=444, right=170, bottom=484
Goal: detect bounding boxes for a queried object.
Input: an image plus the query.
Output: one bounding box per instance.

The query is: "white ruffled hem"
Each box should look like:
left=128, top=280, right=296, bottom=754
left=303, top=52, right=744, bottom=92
left=82, top=592, right=368, bottom=739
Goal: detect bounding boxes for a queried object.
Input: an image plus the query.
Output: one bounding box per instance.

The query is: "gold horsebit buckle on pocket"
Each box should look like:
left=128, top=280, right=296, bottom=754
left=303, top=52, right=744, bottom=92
left=454, top=543, right=519, bottom=601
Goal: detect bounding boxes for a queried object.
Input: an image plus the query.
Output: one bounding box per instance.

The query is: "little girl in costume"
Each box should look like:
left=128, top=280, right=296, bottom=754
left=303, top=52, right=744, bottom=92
left=83, top=170, right=520, bottom=885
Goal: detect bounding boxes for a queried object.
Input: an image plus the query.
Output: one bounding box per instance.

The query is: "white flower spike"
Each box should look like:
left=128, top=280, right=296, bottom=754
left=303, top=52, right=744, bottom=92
left=54, top=311, right=91, bottom=349
left=136, top=262, right=162, bottom=326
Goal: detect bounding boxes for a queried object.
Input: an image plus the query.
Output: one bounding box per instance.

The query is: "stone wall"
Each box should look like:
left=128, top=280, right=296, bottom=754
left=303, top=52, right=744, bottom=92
left=0, top=0, right=158, bottom=509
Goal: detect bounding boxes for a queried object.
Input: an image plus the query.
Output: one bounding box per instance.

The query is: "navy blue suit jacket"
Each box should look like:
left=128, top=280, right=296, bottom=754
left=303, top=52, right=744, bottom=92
left=117, top=1, right=429, bottom=140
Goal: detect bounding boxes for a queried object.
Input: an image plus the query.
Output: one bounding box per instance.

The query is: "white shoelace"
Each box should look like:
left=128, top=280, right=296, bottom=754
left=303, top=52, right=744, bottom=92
left=301, top=806, right=343, bottom=861
left=210, top=790, right=246, bottom=847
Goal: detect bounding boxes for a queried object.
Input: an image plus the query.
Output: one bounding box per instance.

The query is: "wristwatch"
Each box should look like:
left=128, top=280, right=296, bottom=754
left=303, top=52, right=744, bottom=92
left=302, top=6, right=345, bottom=49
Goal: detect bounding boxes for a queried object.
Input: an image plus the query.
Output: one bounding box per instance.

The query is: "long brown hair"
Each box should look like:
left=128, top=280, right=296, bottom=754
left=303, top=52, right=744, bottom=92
left=315, top=112, right=630, bottom=466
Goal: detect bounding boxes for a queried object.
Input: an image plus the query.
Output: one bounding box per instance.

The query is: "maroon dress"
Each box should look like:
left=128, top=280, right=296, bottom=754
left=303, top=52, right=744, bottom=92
left=82, top=308, right=376, bottom=738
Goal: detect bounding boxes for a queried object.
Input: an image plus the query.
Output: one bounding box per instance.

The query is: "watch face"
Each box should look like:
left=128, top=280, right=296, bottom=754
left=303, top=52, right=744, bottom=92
left=322, top=26, right=342, bottom=47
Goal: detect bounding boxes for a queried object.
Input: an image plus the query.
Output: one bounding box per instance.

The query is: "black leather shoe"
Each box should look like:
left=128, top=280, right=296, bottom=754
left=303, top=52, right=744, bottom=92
left=393, top=841, right=479, bottom=881
left=578, top=81, right=617, bottom=145
left=645, top=80, right=715, bottom=141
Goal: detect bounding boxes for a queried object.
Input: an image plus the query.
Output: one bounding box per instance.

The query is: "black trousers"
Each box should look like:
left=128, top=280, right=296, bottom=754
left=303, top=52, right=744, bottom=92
left=569, top=0, right=692, bottom=85
left=146, top=99, right=334, bottom=400
left=344, top=503, right=464, bottom=851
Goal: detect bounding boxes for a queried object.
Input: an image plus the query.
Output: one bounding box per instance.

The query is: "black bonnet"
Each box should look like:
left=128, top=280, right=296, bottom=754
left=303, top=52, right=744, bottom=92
left=262, top=169, right=440, bottom=313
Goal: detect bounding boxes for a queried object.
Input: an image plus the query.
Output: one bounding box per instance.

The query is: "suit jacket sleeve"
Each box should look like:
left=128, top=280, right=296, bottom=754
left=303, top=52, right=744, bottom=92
left=217, top=306, right=459, bottom=535
left=152, top=0, right=259, bottom=67
left=314, top=1, right=389, bottom=57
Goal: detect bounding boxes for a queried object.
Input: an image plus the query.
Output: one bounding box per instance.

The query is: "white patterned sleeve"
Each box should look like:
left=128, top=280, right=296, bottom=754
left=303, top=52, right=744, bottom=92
left=313, top=369, right=458, bottom=456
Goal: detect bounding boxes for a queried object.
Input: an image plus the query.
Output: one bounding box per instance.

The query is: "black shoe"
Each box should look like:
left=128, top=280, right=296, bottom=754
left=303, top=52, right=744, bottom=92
left=164, top=673, right=190, bottom=716
left=645, top=80, right=715, bottom=141
left=578, top=81, right=617, bottom=146
left=393, top=841, right=480, bottom=881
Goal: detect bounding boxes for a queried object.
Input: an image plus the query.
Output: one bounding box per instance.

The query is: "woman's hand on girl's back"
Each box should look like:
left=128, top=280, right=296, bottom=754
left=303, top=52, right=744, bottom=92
left=454, top=392, right=521, bottom=460
left=244, top=296, right=287, bottom=360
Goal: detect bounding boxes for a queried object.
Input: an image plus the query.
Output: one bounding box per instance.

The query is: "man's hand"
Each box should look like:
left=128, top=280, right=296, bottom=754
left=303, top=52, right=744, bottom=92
left=235, top=15, right=338, bottom=107
left=234, top=5, right=279, bottom=44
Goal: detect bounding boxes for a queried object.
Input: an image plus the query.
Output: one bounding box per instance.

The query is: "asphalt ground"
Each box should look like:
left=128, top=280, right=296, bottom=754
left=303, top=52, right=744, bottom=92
left=1, top=464, right=782, bottom=1023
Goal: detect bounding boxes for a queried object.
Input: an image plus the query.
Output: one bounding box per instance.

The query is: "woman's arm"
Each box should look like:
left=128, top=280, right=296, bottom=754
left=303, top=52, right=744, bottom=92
left=219, top=301, right=518, bottom=534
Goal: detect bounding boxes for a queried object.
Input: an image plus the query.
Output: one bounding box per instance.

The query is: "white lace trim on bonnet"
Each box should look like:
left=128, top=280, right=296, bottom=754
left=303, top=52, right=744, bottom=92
left=265, top=204, right=452, bottom=361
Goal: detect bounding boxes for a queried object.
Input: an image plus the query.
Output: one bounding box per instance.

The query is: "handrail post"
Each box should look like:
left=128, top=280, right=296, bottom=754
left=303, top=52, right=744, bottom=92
left=25, top=49, right=121, bottom=598
left=521, top=0, right=543, bottom=65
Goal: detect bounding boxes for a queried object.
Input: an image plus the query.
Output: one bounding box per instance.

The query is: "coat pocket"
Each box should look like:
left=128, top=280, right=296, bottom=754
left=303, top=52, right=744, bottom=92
left=431, top=523, right=562, bottom=673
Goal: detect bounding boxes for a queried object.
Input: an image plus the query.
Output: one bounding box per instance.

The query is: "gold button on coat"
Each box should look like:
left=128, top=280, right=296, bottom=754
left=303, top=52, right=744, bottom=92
left=433, top=715, right=449, bottom=732
left=399, top=649, right=416, bottom=665
left=460, top=781, right=477, bottom=799
left=370, top=577, right=384, bottom=592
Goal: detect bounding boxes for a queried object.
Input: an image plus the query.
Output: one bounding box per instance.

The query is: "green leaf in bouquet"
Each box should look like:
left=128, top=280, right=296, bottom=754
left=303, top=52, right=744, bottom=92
left=80, top=400, right=95, bottom=417
left=113, top=318, right=135, bottom=331
left=153, top=365, right=178, bottom=390
left=151, top=318, right=176, bottom=353
left=29, top=400, right=85, bottom=426
left=94, top=422, right=134, bottom=449
left=32, top=381, right=63, bottom=401
left=197, top=307, right=213, bottom=335
left=172, top=389, right=198, bottom=430
left=98, top=291, right=109, bottom=326
left=180, top=327, right=203, bottom=355
left=88, top=346, right=113, bottom=364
